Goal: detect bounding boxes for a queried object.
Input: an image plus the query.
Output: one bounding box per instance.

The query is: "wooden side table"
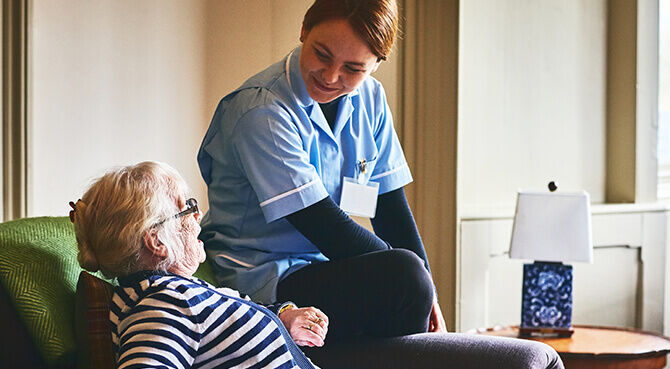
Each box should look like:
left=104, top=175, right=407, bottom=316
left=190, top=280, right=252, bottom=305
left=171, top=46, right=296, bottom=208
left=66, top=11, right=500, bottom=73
left=478, top=325, right=670, bottom=369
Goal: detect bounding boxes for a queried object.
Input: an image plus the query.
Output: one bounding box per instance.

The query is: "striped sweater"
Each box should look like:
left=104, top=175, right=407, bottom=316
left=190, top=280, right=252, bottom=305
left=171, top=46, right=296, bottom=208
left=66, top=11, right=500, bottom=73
left=110, top=271, right=316, bottom=369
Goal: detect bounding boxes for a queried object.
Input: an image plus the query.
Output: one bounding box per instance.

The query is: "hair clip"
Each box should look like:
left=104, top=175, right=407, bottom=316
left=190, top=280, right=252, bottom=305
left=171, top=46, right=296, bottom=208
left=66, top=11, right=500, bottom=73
left=68, top=200, right=79, bottom=223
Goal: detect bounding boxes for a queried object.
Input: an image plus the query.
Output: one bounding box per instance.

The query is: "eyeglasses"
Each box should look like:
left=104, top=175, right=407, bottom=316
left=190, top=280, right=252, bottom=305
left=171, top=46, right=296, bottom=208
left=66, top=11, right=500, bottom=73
left=153, top=198, right=199, bottom=228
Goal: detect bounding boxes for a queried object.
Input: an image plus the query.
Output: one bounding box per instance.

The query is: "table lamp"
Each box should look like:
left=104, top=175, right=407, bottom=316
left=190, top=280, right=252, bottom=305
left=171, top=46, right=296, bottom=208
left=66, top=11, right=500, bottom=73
left=509, top=183, right=593, bottom=337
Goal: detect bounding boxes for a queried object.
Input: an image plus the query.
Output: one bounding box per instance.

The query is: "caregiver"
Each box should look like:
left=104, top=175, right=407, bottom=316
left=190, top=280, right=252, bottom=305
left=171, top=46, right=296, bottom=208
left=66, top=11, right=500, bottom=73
left=198, top=0, right=445, bottom=340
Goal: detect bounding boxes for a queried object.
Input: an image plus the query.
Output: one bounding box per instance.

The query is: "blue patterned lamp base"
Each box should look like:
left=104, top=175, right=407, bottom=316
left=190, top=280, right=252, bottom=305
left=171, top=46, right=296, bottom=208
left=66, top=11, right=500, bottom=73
left=519, top=262, right=574, bottom=337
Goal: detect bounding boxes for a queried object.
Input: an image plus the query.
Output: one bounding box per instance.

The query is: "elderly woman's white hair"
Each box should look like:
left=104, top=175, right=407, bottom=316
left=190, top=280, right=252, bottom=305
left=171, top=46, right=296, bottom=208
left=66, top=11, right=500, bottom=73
left=72, top=161, right=192, bottom=278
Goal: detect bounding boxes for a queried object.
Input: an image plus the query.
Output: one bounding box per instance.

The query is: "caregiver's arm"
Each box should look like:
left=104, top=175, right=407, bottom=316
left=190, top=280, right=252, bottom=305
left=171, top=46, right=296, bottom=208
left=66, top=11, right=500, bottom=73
left=285, top=188, right=431, bottom=268
left=370, top=187, right=431, bottom=272
left=372, top=188, right=445, bottom=331
left=285, top=196, right=390, bottom=260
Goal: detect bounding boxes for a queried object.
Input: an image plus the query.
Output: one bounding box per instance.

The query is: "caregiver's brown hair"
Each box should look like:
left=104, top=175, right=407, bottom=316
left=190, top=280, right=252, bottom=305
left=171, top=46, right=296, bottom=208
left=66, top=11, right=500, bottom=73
left=302, top=0, right=399, bottom=61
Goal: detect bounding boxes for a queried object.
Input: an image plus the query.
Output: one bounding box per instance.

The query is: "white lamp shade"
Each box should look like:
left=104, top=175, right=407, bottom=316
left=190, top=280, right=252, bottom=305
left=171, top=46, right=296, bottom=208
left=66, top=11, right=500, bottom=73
left=509, top=190, right=593, bottom=263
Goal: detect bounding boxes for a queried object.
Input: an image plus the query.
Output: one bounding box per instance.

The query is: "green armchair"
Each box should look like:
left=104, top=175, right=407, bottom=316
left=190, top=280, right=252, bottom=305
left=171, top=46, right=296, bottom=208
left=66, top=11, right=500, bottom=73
left=0, top=217, right=216, bottom=368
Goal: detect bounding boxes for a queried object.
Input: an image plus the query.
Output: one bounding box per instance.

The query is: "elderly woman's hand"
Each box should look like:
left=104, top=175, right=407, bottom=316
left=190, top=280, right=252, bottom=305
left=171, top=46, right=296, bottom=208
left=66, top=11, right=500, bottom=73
left=278, top=306, right=329, bottom=347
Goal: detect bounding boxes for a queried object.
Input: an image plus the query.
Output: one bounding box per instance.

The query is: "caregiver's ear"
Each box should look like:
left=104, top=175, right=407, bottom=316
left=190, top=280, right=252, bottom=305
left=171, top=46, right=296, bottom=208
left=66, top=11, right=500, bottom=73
left=300, top=24, right=308, bottom=43
left=372, top=61, right=381, bottom=73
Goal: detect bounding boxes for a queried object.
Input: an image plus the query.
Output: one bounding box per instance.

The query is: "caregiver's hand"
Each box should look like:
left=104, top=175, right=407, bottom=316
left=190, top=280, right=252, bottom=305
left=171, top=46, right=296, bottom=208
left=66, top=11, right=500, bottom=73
left=279, top=306, right=329, bottom=347
left=429, top=300, right=447, bottom=333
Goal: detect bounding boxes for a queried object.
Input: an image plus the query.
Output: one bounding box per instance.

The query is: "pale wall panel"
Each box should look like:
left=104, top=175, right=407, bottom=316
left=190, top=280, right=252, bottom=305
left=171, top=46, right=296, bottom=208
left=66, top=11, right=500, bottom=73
left=30, top=0, right=211, bottom=215
left=458, top=0, right=608, bottom=213
left=28, top=0, right=322, bottom=216
left=1, top=0, right=3, bottom=221
left=0, top=0, right=3, bottom=223
left=573, top=247, right=640, bottom=328
left=203, top=0, right=311, bottom=115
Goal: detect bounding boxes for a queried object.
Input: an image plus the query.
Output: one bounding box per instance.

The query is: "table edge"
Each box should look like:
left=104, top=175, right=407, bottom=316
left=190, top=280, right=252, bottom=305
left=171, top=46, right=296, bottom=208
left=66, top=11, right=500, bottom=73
left=479, top=324, right=670, bottom=359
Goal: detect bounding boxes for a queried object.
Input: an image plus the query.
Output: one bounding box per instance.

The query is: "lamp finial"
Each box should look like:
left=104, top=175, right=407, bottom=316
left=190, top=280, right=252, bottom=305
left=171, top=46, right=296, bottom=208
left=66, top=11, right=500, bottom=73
left=548, top=181, right=558, bottom=192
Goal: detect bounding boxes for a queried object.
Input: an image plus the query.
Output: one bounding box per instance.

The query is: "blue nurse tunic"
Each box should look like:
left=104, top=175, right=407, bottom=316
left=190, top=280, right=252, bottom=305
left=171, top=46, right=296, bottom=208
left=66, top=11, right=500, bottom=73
left=197, top=46, right=412, bottom=303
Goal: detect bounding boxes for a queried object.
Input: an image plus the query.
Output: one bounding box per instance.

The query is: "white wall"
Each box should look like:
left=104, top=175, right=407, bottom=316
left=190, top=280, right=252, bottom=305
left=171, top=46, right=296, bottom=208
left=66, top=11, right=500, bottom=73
left=1, top=0, right=3, bottom=223
left=30, top=0, right=210, bottom=215
left=28, top=0, right=314, bottom=216
left=458, top=0, right=608, bottom=215
left=202, top=1, right=310, bottom=114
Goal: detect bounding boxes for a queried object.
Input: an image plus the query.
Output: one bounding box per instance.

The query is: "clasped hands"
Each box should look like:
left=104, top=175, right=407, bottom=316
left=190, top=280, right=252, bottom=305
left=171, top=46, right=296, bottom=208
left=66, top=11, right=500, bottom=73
left=278, top=306, right=329, bottom=347
left=279, top=300, right=445, bottom=347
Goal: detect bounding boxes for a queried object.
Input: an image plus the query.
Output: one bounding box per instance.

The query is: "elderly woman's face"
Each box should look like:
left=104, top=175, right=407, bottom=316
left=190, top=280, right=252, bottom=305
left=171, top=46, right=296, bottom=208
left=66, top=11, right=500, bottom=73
left=299, top=18, right=380, bottom=103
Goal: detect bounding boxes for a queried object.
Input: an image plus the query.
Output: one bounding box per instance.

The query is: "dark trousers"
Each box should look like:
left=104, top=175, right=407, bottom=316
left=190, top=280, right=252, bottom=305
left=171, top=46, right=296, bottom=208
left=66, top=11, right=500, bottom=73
left=276, top=249, right=434, bottom=342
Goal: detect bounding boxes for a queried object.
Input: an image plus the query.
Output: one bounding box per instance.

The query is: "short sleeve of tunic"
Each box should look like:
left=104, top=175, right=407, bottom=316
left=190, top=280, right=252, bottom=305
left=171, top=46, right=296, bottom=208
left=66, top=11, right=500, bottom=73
left=230, top=101, right=329, bottom=223
left=368, top=83, right=412, bottom=194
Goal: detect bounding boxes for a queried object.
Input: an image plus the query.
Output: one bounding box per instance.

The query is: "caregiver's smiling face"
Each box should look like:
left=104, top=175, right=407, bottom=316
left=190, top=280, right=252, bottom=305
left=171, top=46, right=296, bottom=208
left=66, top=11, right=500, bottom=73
left=299, top=18, right=380, bottom=104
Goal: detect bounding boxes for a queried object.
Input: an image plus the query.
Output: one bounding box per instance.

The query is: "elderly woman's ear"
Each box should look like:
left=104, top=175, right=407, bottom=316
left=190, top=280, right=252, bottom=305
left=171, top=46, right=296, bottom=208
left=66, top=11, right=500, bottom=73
left=143, top=229, right=168, bottom=259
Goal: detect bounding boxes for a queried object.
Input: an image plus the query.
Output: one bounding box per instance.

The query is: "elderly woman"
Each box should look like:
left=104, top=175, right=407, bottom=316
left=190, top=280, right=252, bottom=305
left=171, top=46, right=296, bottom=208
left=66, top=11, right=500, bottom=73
left=70, top=161, right=325, bottom=369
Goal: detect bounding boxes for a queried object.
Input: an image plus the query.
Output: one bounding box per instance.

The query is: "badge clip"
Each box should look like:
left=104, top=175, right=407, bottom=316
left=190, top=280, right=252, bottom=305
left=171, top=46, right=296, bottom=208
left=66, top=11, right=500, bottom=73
left=358, top=159, right=367, bottom=174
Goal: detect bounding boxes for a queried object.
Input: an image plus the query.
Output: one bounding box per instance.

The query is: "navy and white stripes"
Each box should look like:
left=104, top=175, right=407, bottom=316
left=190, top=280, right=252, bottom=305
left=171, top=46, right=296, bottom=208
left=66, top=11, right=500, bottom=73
left=110, top=271, right=313, bottom=369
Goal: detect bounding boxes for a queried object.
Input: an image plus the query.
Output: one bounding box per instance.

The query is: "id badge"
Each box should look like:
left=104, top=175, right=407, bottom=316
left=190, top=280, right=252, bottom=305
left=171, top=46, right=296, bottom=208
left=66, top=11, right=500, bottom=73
left=339, top=177, right=379, bottom=218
